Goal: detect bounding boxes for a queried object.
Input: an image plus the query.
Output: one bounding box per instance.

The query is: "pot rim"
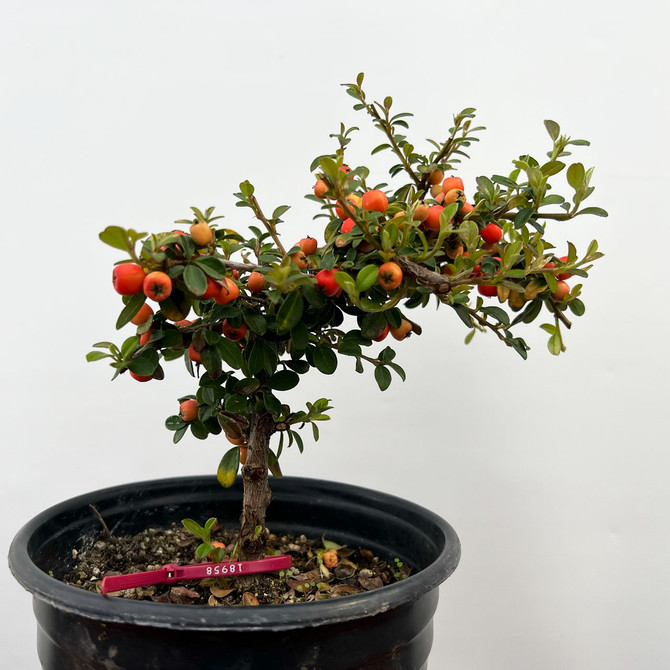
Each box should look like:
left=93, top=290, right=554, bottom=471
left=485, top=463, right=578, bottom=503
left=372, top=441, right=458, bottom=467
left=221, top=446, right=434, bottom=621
left=9, top=475, right=460, bottom=631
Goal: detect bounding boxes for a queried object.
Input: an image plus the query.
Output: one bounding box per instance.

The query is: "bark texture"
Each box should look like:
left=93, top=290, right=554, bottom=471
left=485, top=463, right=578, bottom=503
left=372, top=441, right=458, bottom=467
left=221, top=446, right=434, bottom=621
left=238, top=411, right=274, bottom=562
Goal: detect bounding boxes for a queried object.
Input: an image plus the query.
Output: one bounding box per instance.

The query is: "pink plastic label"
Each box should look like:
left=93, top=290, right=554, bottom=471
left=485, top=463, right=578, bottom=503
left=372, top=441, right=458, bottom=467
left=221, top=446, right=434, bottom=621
left=101, top=555, right=292, bottom=595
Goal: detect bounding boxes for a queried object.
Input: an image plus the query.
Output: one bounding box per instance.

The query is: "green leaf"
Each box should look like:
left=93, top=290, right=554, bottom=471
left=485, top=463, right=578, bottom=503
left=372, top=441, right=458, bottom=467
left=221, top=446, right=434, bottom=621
left=268, top=449, right=283, bottom=479
left=115, top=292, right=147, bottom=330
left=121, top=336, right=139, bottom=360
left=508, top=336, right=529, bottom=360
left=92, top=341, right=118, bottom=349
left=267, top=370, right=300, bottom=391
left=239, top=180, right=255, bottom=197
left=195, top=543, right=213, bottom=559
left=184, top=264, right=208, bottom=296
left=441, top=202, right=458, bottom=229
left=371, top=143, right=391, bottom=155
left=127, top=349, right=159, bottom=376
left=338, top=339, right=361, bottom=357
left=224, top=393, right=248, bottom=414
left=359, top=312, right=387, bottom=339
left=247, top=340, right=267, bottom=376
left=276, top=291, right=304, bottom=334
left=289, top=322, right=309, bottom=355
left=233, top=378, right=261, bottom=395
left=312, top=346, right=338, bottom=375
left=204, top=329, right=221, bottom=347
left=481, top=306, right=510, bottom=326
left=576, top=206, right=608, bottom=217
left=200, top=345, right=222, bottom=377
left=547, top=328, right=564, bottom=356
left=540, top=194, right=566, bottom=206
left=319, top=156, right=339, bottom=180
left=99, top=226, right=146, bottom=252
left=173, top=425, right=188, bottom=443
left=458, top=220, right=479, bottom=251
left=491, top=174, right=518, bottom=189
left=378, top=346, right=395, bottom=363
left=356, top=265, right=379, bottom=292
left=540, top=161, right=565, bottom=177
left=86, top=351, right=113, bottom=362
left=272, top=205, right=291, bottom=220
left=165, top=415, right=187, bottom=431
left=99, top=226, right=130, bottom=251
left=263, top=391, right=282, bottom=416
left=476, top=176, right=495, bottom=202
left=177, top=235, right=196, bottom=260
left=244, top=312, right=267, bottom=335
left=513, top=299, right=539, bottom=324
left=302, top=282, right=327, bottom=308
left=217, top=447, right=240, bottom=488
left=387, top=362, right=406, bottom=381
left=451, top=303, right=473, bottom=328
left=544, top=120, right=560, bottom=141
left=374, top=366, right=392, bottom=391
left=568, top=298, right=586, bottom=316
left=190, top=421, right=209, bottom=440
left=286, top=359, right=310, bottom=374
left=527, top=166, right=544, bottom=190
left=334, top=271, right=357, bottom=298
left=514, top=208, right=535, bottom=229
left=182, top=518, right=207, bottom=541
left=193, top=255, right=228, bottom=279
left=567, top=163, right=585, bottom=190
left=216, top=338, right=243, bottom=369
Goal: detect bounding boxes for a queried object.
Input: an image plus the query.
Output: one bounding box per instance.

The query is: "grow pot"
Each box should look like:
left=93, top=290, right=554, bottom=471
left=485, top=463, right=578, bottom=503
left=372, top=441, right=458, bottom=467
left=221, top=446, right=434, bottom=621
left=9, top=476, right=460, bottom=670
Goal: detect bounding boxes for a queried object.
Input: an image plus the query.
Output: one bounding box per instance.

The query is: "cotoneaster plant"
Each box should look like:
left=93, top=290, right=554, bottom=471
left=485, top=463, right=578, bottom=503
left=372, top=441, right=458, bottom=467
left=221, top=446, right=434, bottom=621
left=88, top=73, right=606, bottom=565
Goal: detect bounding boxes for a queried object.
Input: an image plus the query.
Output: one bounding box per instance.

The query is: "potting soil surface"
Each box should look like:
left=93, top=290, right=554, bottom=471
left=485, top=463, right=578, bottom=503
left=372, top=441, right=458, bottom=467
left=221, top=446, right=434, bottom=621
left=63, top=522, right=411, bottom=606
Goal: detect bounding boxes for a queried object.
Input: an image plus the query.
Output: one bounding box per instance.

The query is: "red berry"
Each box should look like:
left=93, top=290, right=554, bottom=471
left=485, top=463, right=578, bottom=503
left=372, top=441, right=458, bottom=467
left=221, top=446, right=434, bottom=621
left=478, top=285, right=498, bottom=297
left=112, top=263, right=145, bottom=296
left=179, top=399, right=199, bottom=422
left=315, top=269, right=341, bottom=297
left=361, top=190, right=388, bottom=213
left=129, top=371, right=152, bottom=382
left=481, top=224, right=502, bottom=245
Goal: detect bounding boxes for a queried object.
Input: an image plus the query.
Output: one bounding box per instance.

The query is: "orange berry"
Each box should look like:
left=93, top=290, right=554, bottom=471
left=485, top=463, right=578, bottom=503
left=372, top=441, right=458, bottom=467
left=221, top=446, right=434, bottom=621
left=214, top=277, right=240, bottom=305
left=428, top=169, right=444, bottom=185
left=443, top=188, right=466, bottom=205
left=361, top=189, right=388, bottom=213
left=247, top=271, right=266, bottom=292
left=322, top=550, right=339, bottom=569
left=441, top=176, right=465, bottom=193
left=179, top=399, right=199, bottom=422
left=190, top=221, right=213, bottom=246
left=314, top=180, right=328, bottom=198
left=130, top=303, right=154, bottom=326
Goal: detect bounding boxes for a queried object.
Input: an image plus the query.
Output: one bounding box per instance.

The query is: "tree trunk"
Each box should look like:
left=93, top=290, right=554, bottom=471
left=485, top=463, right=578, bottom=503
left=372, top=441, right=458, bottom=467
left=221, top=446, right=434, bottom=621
left=238, top=410, right=274, bottom=562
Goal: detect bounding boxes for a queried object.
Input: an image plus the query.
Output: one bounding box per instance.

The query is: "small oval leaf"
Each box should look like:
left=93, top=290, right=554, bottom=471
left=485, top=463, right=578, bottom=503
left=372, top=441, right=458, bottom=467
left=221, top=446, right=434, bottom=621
left=217, top=447, right=240, bottom=488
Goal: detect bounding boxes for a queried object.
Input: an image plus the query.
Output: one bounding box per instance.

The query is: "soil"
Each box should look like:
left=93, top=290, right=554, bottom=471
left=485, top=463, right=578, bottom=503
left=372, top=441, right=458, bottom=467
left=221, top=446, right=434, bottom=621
left=63, top=522, right=412, bottom=606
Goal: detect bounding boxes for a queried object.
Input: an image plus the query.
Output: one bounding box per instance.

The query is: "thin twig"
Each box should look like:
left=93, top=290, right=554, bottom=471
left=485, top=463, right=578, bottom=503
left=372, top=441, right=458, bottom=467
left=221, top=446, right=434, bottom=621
left=248, top=195, right=287, bottom=257
left=89, top=504, right=112, bottom=538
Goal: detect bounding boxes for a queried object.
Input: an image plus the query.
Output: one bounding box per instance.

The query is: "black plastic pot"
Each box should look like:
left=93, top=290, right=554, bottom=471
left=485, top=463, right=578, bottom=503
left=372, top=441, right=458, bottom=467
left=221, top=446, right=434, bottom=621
left=9, top=476, right=460, bottom=670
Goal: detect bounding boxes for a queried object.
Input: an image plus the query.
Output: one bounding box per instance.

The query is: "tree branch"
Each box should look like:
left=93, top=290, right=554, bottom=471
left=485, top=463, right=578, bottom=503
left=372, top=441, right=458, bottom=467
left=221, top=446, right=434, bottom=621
left=393, top=256, right=451, bottom=294
left=248, top=195, right=287, bottom=257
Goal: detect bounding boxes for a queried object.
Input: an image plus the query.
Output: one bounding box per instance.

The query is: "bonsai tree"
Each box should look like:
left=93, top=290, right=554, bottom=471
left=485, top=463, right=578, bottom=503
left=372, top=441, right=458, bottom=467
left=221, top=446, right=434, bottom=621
left=88, top=73, right=606, bottom=564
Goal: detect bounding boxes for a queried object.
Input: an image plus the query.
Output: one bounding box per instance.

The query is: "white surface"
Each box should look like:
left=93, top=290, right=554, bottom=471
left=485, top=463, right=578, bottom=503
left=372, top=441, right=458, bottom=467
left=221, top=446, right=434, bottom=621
left=2, top=1, right=668, bottom=668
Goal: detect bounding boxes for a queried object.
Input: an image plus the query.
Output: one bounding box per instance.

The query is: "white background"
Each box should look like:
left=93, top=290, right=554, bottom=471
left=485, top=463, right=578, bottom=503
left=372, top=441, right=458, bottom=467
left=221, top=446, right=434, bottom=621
left=2, top=1, right=669, bottom=668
